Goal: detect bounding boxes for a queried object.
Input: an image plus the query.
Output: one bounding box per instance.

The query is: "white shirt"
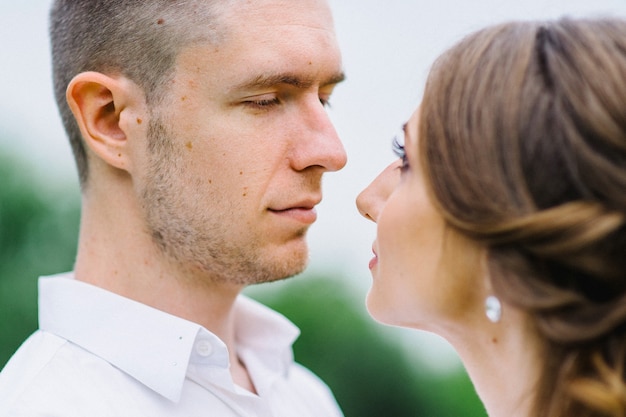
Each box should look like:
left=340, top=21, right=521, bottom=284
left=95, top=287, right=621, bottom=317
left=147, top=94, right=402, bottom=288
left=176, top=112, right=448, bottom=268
left=0, top=273, right=343, bottom=417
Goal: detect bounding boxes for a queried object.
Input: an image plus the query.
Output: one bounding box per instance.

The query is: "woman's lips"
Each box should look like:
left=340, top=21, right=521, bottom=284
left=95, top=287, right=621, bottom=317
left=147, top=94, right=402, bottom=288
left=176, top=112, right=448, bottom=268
left=369, top=245, right=378, bottom=270
left=368, top=255, right=378, bottom=270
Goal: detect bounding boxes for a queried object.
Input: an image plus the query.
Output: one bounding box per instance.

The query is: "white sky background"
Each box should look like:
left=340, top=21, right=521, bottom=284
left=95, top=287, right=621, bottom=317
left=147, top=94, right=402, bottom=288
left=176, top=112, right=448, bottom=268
left=2, top=0, right=626, bottom=370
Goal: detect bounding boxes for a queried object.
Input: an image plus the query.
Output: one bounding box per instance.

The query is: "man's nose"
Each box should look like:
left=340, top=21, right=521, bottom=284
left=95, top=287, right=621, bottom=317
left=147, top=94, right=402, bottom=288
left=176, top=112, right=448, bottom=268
left=289, top=98, right=347, bottom=172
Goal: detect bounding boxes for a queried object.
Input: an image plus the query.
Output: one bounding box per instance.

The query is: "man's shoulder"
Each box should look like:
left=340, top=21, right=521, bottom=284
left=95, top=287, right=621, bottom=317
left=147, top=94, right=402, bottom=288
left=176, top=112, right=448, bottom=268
left=288, top=362, right=336, bottom=395
left=282, top=363, right=343, bottom=417
left=1, top=332, right=65, bottom=395
left=0, top=331, right=64, bottom=414
left=0, top=331, right=125, bottom=416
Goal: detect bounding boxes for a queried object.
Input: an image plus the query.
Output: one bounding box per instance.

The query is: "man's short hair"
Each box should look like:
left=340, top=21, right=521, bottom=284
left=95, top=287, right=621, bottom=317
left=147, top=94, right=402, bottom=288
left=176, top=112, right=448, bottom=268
left=49, top=0, right=228, bottom=185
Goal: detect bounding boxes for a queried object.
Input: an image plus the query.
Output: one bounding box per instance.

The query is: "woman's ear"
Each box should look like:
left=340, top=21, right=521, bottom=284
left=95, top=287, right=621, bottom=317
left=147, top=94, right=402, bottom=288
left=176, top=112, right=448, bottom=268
left=66, top=72, right=142, bottom=173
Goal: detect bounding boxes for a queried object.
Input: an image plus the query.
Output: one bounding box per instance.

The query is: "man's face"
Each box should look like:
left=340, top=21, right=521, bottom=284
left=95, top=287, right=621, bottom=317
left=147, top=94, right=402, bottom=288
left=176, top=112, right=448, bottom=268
left=136, top=0, right=346, bottom=286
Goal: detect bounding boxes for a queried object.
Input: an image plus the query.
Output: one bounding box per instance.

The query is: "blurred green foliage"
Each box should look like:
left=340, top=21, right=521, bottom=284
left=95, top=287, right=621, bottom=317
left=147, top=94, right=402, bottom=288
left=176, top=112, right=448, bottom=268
left=0, top=148, right=486, bottom=417
left=0, top=150, right=80, bottom=363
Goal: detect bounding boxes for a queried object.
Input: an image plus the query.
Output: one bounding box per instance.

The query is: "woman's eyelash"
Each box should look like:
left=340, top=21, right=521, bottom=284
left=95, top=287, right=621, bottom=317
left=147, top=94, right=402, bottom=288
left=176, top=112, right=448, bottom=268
left=392, top=136, right=405, bottom=158
left=392, top=135, right=409, bottom=171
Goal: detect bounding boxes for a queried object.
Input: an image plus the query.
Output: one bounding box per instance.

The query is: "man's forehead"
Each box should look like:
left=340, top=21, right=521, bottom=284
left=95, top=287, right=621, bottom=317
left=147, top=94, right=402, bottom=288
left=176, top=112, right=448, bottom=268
left=216, top=0, right=336, bottom=40
left=221, top=0, right=333, bottom=20
left=170, top=0, right=341, bottom=93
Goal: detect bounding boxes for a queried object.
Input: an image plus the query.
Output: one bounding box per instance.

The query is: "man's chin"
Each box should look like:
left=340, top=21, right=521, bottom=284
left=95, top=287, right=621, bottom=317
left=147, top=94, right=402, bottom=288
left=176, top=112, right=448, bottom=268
left=249, top=248, right=309, bottom=285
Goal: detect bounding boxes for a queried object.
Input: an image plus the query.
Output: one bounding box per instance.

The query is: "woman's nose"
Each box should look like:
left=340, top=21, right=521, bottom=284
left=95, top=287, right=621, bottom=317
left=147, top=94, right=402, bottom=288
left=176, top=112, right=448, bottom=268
left=356, top=160, right=402, bottom=223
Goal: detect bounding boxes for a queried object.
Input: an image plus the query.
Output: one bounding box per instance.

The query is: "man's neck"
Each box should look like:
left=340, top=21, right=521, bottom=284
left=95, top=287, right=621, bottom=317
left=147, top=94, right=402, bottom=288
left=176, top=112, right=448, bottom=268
left=74, top=192, right=254, bottom=390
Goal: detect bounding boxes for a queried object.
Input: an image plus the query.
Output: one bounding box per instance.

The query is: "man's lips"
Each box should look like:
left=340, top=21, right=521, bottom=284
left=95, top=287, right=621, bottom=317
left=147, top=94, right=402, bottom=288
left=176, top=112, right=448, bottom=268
left=268, top=199, right=320, bottom=224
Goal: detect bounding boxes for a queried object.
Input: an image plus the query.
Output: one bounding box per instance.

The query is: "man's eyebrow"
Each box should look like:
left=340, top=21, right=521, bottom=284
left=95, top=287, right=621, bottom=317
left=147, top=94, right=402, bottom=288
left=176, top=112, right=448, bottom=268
left=231, top=71, right=346, bottom=92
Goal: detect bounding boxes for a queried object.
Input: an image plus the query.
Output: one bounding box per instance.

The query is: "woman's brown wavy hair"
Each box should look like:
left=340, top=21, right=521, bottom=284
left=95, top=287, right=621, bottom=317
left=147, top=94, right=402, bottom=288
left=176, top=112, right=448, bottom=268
left=419, top=18, right=626, bottom=417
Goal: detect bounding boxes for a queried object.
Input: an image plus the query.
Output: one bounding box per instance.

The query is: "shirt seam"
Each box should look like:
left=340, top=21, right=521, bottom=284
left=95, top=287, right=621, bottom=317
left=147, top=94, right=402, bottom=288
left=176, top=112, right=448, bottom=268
left=6, top=334, right=69, bottom=409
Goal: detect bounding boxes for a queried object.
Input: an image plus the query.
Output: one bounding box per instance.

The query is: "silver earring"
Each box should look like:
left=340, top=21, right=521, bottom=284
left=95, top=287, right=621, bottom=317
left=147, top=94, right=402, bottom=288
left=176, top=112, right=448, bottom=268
left=485, top=295, right=502, bottom=323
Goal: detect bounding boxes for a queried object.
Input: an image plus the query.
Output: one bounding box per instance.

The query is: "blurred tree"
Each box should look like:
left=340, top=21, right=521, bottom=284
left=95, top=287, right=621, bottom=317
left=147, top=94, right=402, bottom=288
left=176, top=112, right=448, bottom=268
left=0, top=150, right=80, bottom=366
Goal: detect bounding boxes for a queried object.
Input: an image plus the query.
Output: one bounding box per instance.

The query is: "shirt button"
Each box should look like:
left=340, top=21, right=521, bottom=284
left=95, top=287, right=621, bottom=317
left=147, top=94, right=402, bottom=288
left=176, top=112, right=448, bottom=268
left=195, top=340, right=213, bottom=357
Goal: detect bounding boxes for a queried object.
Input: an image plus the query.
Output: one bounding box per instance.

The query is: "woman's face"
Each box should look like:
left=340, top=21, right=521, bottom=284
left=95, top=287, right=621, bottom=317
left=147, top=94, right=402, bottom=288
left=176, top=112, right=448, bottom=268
left=356, top=108, right=483, bottom=330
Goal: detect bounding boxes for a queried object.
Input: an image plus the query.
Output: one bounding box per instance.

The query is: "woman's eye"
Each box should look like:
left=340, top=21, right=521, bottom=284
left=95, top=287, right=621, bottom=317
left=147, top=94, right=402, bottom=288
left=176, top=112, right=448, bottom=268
left=392, top=135, right=409, bottom=172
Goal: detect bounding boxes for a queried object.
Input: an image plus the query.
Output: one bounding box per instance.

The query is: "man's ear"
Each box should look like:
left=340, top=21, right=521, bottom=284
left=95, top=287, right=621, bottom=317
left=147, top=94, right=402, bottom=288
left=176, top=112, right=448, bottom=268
left=66, top=72, right=143, bottom=173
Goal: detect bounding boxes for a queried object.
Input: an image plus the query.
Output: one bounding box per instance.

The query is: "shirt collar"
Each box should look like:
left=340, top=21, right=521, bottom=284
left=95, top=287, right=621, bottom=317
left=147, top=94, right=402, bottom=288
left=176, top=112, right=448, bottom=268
left=235, top=295, right=300, bottom=379
left=38, top=273, right=299, bottom=403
